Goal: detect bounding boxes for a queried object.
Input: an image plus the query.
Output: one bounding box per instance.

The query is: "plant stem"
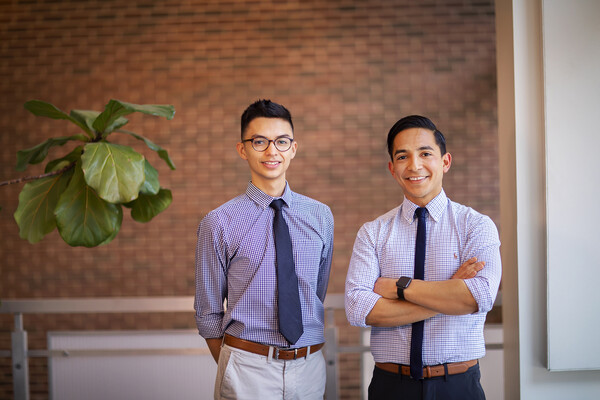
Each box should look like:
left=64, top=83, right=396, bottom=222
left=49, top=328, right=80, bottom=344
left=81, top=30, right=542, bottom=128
left=0, top=163, right=75, bottom=187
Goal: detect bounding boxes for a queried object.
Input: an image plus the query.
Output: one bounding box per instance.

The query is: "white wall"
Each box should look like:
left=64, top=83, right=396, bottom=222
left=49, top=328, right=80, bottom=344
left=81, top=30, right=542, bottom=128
left=543, top=0, right=600, bottom=372
left=496, top=0, right=600, bottom=398
left=48, top=330, right=216, bottom=400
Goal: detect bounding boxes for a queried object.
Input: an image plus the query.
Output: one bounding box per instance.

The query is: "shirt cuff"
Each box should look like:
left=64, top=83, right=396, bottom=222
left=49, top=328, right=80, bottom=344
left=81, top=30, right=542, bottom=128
left=195, top=314, right=224, bottom=339
left=346, top=291, right=382, bottom=328
left=463, top=278, right=493, bottom=313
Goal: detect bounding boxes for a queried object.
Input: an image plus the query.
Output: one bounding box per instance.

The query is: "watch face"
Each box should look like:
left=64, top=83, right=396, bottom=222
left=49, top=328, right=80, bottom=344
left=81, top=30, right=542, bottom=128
left=396, top=276, right=412, bottom=288
left=396, top=276, right=412, bottom=300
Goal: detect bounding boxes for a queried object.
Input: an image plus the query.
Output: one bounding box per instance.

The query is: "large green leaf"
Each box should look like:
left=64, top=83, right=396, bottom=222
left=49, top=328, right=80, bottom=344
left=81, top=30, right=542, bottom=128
left=13, top=167, right=74, bottom=243
left=16, top=135, right=88, bottom=171
left=81, top=142, right=145, bottom=204
left=71, top=110, right=130, bottom=136
left=140, top=160, right=160, bottom=195
left=116, top=129, right=176, bottom=170
left=127, top=189, right=172, bottom=223
left=97, top=221, right=122, bottom=246
left=45, top=146, right=83, bottom=173
left=55, top=164, right=123, bottom=247
left=92, top=100, right=175, bottom=135
left=69, top=110, right=100, bottom=132
left=24, top=100, right=92, bottom=137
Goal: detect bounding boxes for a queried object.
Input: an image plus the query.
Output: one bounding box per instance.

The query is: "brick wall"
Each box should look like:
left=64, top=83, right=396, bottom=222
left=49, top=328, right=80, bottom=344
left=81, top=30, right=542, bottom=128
left=0, top=0, right=498, bottom=398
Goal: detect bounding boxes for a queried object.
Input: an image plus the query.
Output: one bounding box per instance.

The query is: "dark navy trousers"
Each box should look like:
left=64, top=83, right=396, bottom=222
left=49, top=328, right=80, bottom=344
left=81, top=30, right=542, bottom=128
left=368, top=363, right=486, bottom=400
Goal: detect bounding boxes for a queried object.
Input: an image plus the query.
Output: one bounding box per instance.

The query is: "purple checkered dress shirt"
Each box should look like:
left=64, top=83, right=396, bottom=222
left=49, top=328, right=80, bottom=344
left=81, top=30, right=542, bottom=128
left=345, top=190, right=501, bottom=364
left=195, top=182, right=334, bottom=348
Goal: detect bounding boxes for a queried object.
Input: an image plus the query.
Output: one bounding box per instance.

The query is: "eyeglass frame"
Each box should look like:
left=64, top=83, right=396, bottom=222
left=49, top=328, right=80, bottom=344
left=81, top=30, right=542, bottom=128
left=241, top=136, right=295, bottom=152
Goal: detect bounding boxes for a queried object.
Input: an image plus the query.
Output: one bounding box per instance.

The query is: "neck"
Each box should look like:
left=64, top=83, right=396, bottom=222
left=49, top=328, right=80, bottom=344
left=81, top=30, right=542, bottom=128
left=408, top=188, right=443, bottom=208
left=252, top=178, right=286, bottom=197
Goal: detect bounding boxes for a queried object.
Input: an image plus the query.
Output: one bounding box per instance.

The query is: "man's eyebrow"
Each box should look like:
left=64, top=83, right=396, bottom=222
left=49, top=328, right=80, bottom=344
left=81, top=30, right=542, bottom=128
left=248, top=134, right=293, bottom=139
left=393, top=145, right=435, bottom=156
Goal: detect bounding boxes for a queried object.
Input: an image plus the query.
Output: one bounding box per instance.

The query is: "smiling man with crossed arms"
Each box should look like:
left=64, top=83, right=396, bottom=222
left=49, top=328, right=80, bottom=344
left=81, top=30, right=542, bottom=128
left=345, top=115, right=501, bottom=399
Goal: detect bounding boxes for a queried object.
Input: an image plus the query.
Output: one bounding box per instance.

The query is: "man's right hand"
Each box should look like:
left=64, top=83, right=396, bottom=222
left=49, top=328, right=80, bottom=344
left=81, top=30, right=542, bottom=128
left=452, top=257, right=485, bottom=279
left=206, top=337, right=223, bottom=363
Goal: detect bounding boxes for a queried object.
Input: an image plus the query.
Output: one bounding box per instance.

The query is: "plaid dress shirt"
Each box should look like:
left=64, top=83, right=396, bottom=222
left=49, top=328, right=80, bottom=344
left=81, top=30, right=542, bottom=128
left=345, top=190, right=501, bottom=364
left=195, top=182, right=334, bottom=348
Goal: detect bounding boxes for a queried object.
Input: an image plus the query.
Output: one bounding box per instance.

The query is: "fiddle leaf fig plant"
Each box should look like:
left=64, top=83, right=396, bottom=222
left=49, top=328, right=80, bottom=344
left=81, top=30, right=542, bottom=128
left=2, top=99, right=176, bottom=247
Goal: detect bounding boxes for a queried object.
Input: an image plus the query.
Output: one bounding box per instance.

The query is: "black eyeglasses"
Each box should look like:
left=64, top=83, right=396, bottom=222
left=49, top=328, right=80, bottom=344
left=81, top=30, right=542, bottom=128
left=242, top=136, right=294, bottom=152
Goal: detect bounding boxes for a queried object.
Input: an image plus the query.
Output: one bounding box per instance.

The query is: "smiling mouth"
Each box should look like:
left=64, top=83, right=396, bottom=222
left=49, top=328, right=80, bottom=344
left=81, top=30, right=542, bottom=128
left=407, top=176, right=427, bottom=182
left=263, top=161, right=281, bottom=166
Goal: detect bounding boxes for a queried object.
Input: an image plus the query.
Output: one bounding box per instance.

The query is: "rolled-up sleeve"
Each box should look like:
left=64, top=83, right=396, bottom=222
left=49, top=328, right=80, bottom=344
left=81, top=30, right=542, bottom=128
left=317, top=206, right=335, bottom=302
left=345, top=223, right=383, bottom=327
left=194, top=212, right=227, bottom=338
left=462, top=215, right=502, bottom=313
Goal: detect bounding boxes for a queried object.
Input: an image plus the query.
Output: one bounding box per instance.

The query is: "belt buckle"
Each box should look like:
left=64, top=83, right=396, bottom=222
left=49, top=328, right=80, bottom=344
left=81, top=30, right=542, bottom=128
left=293, top=348, right=298, bottom=360
left=274, top=348, right=280, bottom=360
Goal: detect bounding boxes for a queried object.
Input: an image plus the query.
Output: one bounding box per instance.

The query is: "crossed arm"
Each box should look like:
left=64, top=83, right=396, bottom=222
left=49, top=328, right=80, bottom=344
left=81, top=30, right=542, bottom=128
left=365, top=257, right=484, bottom=327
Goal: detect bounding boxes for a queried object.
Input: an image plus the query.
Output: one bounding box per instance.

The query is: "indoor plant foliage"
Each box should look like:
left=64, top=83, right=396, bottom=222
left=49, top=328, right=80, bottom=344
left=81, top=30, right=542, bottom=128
left=8, top=99, right=176, bottom=247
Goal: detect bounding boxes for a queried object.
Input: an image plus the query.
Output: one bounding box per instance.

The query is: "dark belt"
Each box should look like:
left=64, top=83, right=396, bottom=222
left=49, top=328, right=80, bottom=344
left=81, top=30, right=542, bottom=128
left=223, top=334, right=324, bottom=360
left=375, top=359, right=478, bottom=378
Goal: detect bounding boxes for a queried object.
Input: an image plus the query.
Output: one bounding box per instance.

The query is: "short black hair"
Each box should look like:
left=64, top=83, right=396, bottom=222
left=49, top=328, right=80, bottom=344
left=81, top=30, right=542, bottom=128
left=240, top=99, right=294, bottom=140
left=386, top=115, right=447, bottom=159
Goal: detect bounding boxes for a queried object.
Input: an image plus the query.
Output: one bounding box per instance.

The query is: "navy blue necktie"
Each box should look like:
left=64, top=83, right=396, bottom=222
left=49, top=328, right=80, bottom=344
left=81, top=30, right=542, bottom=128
left=270, top=199, right=304, bottom=345
left=410, top=207, right=427, bottom=379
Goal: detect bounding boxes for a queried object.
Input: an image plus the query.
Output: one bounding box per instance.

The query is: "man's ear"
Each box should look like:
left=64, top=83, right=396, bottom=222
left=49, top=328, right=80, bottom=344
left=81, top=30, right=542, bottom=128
left=388, top=160, right=395, bottom=176
left=442, top=152, right=452, bottom=173
left=289, top=140, right=298, bottom=160
left=236, top=142, right=248, bottom=160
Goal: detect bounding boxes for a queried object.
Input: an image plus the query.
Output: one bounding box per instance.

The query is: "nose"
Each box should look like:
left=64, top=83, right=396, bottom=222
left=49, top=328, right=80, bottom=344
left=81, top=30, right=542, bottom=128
left=264, top=140, right=278, bottom=154
left=408, top=157, right=421, bottom=171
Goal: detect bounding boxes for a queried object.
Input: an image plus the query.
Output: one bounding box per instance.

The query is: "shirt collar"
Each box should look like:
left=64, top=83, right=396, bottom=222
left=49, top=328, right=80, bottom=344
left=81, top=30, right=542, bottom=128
left=245, top=181, right=293, bottom=209
left=400, top=189, right=447, bottom=224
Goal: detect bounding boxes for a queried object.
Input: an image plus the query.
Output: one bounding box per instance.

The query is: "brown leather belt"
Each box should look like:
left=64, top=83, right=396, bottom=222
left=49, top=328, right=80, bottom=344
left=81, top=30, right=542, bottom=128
left=375, top=359, right=478, bottom=378
left=223, top=334, right=324, bottom=360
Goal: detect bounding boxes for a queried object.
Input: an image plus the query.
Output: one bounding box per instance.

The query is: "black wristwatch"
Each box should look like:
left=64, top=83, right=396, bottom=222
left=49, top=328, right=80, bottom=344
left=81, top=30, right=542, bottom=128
left=396, top=277, right=412, bottom=300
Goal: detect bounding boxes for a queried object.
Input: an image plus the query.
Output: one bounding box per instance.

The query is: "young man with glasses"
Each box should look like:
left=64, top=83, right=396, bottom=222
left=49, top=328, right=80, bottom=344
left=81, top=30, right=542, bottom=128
left=194, top=99, right=334, bottom=399
left=345, top=115, right=501, bottom=399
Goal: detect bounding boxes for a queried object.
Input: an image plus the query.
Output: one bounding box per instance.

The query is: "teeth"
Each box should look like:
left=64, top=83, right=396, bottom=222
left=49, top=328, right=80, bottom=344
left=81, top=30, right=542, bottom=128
left=409, top=177, right=425, bottom=181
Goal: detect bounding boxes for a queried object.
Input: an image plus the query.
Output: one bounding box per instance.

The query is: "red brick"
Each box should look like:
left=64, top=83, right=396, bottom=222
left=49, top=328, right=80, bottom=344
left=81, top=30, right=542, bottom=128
left=0, top=1, right=498, bottom=398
